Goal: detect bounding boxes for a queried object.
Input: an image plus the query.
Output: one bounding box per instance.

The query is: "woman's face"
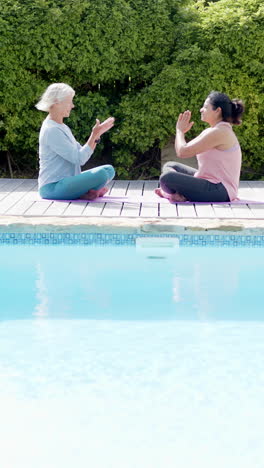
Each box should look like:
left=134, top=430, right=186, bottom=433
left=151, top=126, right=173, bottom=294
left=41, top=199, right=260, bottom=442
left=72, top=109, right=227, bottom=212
left=200, top=98, right=221, bottom=125
left=55, top=94, right=75, bottom=118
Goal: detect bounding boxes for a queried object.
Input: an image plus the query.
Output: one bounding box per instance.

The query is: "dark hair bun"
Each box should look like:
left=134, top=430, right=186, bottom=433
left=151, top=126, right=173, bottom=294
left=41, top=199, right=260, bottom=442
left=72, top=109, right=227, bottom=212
left=231, top=99, right=244, bottom=125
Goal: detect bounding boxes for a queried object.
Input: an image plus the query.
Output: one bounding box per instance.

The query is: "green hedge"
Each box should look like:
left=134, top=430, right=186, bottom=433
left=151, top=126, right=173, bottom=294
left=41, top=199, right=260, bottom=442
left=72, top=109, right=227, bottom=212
left=0, top=0, right=263, bottom=179
left=113, top=0, right=264, bottom=178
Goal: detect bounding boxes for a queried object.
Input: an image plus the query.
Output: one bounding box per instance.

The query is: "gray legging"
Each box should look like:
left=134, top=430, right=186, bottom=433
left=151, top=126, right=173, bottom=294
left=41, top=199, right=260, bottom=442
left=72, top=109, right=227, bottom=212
left=159, top=161, right=230, bottom=202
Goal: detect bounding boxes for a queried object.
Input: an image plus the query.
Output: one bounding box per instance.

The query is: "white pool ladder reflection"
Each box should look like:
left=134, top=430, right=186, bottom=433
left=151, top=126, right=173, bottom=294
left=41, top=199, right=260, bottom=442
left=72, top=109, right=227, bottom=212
left=136, top=237, right=180, bottom=260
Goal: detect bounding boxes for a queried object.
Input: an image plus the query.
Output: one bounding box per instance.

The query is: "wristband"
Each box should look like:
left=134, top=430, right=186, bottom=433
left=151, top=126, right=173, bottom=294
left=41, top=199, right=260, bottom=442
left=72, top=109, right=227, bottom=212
left=95, top=138, right=101, bottom=144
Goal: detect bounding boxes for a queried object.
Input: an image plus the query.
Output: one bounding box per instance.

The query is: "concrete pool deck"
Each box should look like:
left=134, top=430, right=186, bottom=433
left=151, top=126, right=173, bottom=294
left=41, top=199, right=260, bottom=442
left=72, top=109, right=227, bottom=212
left=1, top=178, right=264, bottom=235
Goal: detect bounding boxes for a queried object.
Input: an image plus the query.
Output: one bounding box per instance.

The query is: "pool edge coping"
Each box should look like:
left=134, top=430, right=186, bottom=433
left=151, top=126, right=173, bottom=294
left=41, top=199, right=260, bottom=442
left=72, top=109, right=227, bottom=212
left=1, top=215, right=264, bottom=236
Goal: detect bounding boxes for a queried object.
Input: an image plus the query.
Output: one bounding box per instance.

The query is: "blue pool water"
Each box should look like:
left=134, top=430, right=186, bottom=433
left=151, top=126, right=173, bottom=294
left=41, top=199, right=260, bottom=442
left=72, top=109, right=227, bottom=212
left=1, top=243, right=264, bottom=321
left=0, top=242, right=264, bottom=467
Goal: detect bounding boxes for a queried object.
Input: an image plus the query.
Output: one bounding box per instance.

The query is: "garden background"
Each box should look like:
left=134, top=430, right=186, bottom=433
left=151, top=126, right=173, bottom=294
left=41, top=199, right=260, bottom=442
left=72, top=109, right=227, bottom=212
left=0, top=0, right=263, bottom=180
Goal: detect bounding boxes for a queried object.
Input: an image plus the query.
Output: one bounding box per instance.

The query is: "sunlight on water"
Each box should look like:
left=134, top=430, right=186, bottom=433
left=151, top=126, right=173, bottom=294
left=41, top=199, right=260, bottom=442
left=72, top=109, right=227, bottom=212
left=0, top=244, right=264, bottom=468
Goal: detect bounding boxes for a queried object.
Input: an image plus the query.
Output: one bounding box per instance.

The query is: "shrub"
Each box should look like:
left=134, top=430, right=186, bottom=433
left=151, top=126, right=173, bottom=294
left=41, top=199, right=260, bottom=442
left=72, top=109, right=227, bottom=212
left=0, top=0, right=263, bottom=179
left=113, top=0, right=264, bottom=179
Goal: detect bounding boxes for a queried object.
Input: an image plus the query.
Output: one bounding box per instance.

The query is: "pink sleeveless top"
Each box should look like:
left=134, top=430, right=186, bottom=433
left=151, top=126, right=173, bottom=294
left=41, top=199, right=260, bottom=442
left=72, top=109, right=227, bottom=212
left=194, top=122, right=242, bottom=201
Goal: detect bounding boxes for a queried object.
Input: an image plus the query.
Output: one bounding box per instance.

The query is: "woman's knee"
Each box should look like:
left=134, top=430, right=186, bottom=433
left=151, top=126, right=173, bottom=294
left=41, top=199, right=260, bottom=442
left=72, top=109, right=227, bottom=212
left=103, top=164, right=115, bottom=181
left=162, top=161, right=176, bottom=172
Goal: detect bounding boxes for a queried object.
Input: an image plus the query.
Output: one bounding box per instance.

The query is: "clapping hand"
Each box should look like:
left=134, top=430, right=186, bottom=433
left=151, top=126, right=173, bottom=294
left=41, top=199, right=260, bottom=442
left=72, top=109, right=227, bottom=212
left=92, top=117, right=115, bottom=139
left=176, top=110, right=194, bottom=134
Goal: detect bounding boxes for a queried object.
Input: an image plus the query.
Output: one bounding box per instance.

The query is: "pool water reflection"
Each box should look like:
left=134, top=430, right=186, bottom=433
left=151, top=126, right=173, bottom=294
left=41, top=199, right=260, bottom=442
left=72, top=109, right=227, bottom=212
left=0, top=244, right=263, bottom=321
left=0, top=243, right=263, bottom=468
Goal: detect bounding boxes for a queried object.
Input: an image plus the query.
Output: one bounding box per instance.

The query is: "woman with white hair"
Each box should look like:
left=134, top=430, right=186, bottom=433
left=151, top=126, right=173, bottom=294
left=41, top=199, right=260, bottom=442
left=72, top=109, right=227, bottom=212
left=36, top=82, right=115, bottom=200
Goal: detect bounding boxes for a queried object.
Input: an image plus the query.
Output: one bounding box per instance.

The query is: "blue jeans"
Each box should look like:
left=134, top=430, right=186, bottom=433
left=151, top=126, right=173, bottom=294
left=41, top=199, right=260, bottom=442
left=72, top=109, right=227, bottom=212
left=160, top=162, right=230, bottom=202
left=39, top=165, right=115, bottom=200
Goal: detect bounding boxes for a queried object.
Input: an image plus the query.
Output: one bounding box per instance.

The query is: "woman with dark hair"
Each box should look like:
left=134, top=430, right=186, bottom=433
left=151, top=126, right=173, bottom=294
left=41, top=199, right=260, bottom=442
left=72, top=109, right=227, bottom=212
left=155, top=91, right=245, bottom=202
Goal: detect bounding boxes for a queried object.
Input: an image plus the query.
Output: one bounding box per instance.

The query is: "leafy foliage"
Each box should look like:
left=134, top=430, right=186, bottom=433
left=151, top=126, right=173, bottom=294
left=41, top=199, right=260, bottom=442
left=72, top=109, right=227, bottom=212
left=0, top=0, right=263, bottom=179
left=113, top=0, right=264, bottom=178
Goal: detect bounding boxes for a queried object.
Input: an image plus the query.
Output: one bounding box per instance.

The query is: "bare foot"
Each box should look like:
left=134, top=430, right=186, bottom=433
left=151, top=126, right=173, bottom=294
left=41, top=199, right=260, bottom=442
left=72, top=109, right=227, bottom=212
left=154, top=188, right=187, bottom=202
left=97, top=187, right=109, bottom=197
left=170, top=192, right=187, bottom=202
left=80, top=192, right=96, bottom=200
left=80, top=187, right=109, bottom=200
left=154, top=188, right=171, bottom=199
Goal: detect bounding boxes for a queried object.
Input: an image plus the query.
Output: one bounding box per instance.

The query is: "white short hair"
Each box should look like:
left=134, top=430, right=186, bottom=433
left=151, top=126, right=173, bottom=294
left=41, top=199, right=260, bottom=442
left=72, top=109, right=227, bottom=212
left=35, top=83, right=75, bottom=112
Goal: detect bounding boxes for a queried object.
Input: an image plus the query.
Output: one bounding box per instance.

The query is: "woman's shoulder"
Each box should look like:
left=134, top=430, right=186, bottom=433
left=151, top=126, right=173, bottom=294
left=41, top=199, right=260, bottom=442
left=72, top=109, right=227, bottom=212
left=205, top=122, right=237, bottom=140
left=214, top=121, right=235, bottom=135
left=213, top=122, right=239, bottom=149
left=198, top=126, right=222, bottom=140
left=42, top=119, right=70, bottom=136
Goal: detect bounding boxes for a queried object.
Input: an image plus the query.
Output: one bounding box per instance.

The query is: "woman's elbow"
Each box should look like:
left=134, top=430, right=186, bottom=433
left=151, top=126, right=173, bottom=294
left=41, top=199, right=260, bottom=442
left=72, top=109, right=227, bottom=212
left=177, top=149, right=185, bottom=158
left=177, top=148, right=193, bottom=158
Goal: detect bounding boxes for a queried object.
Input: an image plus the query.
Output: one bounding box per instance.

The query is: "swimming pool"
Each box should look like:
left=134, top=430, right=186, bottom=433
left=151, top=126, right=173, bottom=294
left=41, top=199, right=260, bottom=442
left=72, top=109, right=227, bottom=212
left=0, top=233, right=264, bottom=467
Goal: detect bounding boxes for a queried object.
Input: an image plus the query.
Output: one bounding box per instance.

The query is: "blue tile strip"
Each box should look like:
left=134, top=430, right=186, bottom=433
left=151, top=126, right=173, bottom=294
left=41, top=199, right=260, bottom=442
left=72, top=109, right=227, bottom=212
left=0, top=232, right=264, bottom=247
